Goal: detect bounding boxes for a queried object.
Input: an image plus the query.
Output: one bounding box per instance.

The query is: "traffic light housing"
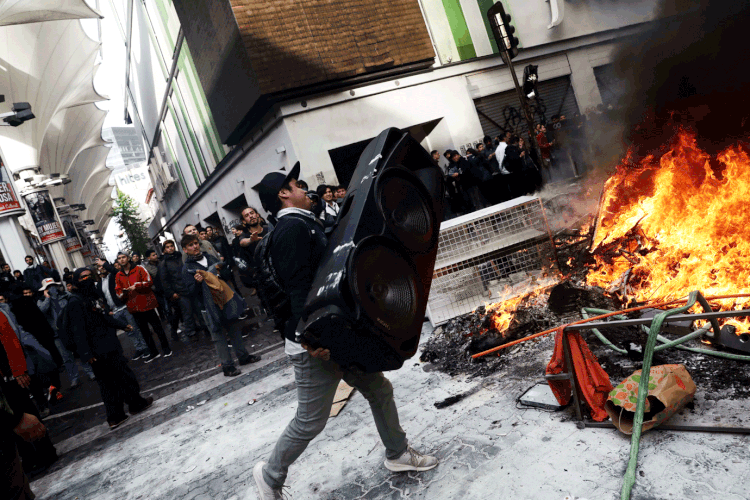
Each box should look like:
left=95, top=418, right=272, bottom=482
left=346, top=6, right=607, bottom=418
left=488, top=2, right=519, bottom=60
left=300, top=128, right=445, bottom=373
left=523, top=64, right=539, bottom=99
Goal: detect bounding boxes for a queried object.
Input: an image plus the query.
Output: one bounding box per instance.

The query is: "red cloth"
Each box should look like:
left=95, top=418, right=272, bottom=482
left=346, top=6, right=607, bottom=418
left=546, top=328, right=613, bottom=421
left=536, top=132, right=552, bottom=159
left=115, top=265, right=158, bottom=313
left=0, top=312, right=28, bottom=378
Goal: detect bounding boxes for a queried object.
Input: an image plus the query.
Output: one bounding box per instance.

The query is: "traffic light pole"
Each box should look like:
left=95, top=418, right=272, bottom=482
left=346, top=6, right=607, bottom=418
left=500, top=51, right=544, bottom=170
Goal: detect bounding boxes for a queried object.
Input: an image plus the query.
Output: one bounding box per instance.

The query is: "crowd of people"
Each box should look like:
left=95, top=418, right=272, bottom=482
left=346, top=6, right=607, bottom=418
left=434, top=113, right=594, bottom=219
left=0, top=209, right=280, bottom=492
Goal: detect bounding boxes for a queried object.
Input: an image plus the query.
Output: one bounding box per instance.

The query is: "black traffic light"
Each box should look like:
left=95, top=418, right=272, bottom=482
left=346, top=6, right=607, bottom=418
left=300, top=128, right=445, bottom=373
left=523, top=64, right=539, bottom=99
left=487, top=2, right=519, bottom=60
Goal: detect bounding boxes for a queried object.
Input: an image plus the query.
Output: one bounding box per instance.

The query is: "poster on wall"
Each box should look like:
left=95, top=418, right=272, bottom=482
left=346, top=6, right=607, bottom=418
left=0, top=162, right=24, bottom=217
left=21, top=189, right=66, bottom=244
left=60, top=214, right=83, bottom=252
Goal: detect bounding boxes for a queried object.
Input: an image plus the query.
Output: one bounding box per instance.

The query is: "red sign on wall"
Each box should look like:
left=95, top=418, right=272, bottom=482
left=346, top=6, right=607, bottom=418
left=22, top=189, right=66, bottom=244
left=0, top=163, right=24, bottom=217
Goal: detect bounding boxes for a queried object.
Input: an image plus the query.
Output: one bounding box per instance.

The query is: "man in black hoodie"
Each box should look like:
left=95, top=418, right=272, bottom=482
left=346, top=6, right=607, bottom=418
left=250, top=163, right=437, bottom=499
left=159, top=240, right=204, bottom=338
left=66, top=268, right=153, bottom=429
left=0, top=263, right=14, bottom=296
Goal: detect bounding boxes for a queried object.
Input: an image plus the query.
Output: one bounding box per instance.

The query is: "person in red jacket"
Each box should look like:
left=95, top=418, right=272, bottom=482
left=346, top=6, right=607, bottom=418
left=115, top=252, right=172, bottom=362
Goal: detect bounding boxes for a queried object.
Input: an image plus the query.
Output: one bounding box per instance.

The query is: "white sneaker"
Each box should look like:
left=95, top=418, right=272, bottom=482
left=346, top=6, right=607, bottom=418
left=384, top=445, right=439, bottom=472
left=253, top=461, right=290, bottom=499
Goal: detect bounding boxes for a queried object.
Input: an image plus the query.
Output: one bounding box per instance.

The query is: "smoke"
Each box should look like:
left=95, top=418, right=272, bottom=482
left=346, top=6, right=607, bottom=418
left=613, top=0, right=750, bottom=153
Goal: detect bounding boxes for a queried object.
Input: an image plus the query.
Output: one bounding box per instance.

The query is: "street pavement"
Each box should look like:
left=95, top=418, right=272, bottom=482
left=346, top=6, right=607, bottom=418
left=28, top=318, right=750, bottom=500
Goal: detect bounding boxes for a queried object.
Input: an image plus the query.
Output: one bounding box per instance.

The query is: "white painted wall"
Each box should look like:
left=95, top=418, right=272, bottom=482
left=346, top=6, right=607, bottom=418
left=283, top=76, right=484, bottom=187
left=169, top=121, right=297, bottom=230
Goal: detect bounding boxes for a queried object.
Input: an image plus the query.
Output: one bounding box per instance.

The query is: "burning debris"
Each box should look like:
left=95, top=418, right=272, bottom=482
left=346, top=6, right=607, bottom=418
left=421, top=127, right=750, bottom=403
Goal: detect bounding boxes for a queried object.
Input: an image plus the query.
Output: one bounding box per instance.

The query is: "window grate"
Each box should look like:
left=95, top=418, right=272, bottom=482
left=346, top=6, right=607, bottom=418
left=427, top=196, right=559, bottom=325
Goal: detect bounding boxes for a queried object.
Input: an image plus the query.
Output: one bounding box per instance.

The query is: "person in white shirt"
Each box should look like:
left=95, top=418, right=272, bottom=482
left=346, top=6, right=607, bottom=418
left=316, top=184, right=339, bottom=233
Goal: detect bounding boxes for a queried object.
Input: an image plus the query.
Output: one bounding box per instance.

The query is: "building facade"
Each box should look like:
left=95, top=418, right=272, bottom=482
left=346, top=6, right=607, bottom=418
left=123, top=0, right=666, bottom=243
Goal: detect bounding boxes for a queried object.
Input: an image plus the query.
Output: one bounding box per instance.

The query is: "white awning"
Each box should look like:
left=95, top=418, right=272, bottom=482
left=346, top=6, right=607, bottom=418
left=0, top=0, right=101, bottom=27
left=0, top=15, right=112, bottom=235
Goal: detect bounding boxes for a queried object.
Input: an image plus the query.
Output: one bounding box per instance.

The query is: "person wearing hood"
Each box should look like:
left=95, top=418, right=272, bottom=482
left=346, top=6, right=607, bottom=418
left=95, top=258, right=149, bottom=361
left=40, top=261, right=61, bottom=284
left=65, top=267, right=154, bottom=430
left=0, top=263, right=15, bottom=296
left=0, top=300, right=59, bottom=475
left=37, top=278, right=93, bottom=388
left=9, top=284, right=63, bottom=388
left=62, top=267, right=73, bottom=285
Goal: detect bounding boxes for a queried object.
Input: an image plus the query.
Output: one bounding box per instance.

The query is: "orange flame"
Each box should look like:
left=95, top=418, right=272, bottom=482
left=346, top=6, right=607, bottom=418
left=586, top=129, right=750, bottom=328
left=486, top=285, right=550, bottom=334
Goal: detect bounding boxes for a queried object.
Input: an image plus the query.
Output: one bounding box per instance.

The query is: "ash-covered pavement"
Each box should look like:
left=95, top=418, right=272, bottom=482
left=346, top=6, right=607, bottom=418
left=29, top=321, right=750, bottom=500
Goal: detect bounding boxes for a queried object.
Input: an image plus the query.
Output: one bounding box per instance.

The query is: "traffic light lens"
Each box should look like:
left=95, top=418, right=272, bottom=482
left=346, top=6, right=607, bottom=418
left=350, top=238, right=419, bottom=332
left=376, top=168, right=435, bottom=254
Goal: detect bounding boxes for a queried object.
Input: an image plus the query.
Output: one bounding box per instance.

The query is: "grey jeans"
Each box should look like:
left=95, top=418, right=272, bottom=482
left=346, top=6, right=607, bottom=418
left=263, top=352, right=408, bottom=489
left=113, top=308, right=148, bottom=352
left=201, top=311, right=248, bottom=369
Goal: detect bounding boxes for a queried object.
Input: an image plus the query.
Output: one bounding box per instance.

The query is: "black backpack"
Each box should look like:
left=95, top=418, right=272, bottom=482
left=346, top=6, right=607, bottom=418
left=253, top=214, right=312, bottom=339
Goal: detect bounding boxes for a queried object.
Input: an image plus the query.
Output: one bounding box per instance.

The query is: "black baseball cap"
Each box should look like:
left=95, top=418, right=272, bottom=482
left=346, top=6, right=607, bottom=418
left=251, top=161, right=300, bottom=215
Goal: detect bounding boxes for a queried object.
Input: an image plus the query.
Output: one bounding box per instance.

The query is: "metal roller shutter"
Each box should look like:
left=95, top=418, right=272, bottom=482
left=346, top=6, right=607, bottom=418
left=474, top=75, right=580, bottom=139
left=594, top=64, right=627, bottom=107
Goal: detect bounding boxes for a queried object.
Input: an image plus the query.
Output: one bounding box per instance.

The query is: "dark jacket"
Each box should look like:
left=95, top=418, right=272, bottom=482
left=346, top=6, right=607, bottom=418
left=96, top=261, right=127, bottom=311
left=159, top=251, right=188, bottom=297
left=455, top=157, right=476, bottom=187
left=237, top=226, right=268, bottom=271
left=467, top=154, right=489, bottom=184
left=181, top=253, right=245, bottom=330
left=40, top=265, right=61, bottom=283
left=269, top=212, right=328, bottom=343
left=9, top=295, right=62, bottom=368
left=503, top=145, right=524, bottom=174
left=0, top=271, right=14, bottom=296
left=142, top=260, right=164, bottom=294
left=37, top=289, right=72, bottom=334
left=210, top=235, right=232, bottom=262
left=23, top=265, right=44, bottom=291
left=67, top=291, right=127, bottom=360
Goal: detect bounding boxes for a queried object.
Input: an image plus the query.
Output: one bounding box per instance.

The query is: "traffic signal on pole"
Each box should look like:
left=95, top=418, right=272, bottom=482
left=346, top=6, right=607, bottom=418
left=523, top=64, right=539, bottom=99
left=487, top=2, right=519, bottom=60
left=300, top=128, right=445, bottom=373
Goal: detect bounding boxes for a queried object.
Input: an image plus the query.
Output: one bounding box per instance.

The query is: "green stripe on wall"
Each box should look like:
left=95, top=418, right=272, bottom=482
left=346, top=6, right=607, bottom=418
left=167, top=103, right=201, bottom=187
left=476, top=0, right=499, bottom=54
left=441, top=0, right=477, bottom=60
left=163, top=129, right=190, bottom=198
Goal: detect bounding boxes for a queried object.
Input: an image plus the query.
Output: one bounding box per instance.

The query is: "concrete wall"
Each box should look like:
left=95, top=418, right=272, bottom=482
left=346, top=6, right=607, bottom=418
left=168, top=121, right=297, bottom=232
left=282, top=76, right=484, bottom=188
left=421, top=0, right=661, bottom=62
